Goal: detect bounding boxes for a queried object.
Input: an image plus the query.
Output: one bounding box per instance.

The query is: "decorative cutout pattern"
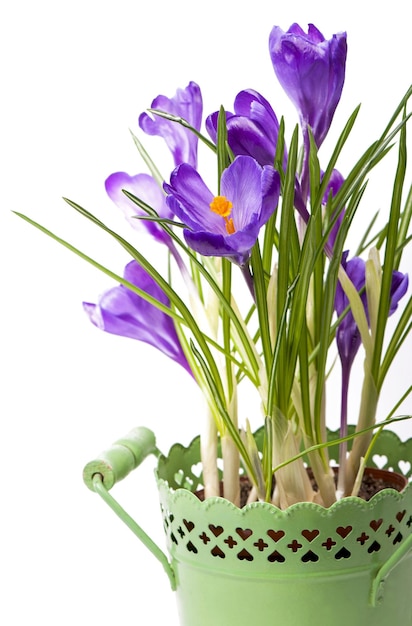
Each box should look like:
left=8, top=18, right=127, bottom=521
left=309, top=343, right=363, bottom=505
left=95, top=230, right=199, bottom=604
left=160, top=502, right=412, bottom=567
left=156, top=428, right=412, bottom=574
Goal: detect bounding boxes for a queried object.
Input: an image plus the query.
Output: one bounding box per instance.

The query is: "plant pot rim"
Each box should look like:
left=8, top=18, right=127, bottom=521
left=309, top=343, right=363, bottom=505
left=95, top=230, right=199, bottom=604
left=156, top=465, right=412, bottom=580
left=156, top=427, right=412, bottom=512
left=192, top=466, right=409, bottom=509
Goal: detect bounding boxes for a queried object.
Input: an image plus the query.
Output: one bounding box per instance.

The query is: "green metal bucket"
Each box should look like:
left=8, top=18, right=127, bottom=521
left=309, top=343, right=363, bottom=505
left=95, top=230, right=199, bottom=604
left=84, top=427, right=412, bottom=625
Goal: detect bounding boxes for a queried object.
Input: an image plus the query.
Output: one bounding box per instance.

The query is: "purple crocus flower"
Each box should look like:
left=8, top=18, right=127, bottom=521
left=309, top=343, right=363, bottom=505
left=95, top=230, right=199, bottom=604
left=164, top=155, right=281, bottom=266
left=206, top=89, right=286, bottom=168
left=269, top=23, right=347, bottom=149
left=83, top=260, right=192, bottom=376
left=335, top=254, right=408, bottom=370
left=207, top=90, right=309, bottom=220
left=334, top=252, right=408, bottom=486
left=323, top=168, right=345, bottom=199
left=105, top=172, right=173, bottom=245
left=139, top=81, right=202, bottom=167
left=335, top=253, right=368, bottom=371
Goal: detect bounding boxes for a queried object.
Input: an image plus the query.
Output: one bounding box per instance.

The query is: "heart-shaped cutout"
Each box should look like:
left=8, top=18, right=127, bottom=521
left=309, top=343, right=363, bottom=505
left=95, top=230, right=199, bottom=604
left=396, top=510, right=406, bottom=523
left=236, top=527, right=253, bottom=540
left=302, top=529, right=320, bottom=542
left=370, top=435, right=412, bottom=482
left=190, top=461, right=203, bottom=478
left=186, top=541, right=198, bottom=553
left=336, top=525, right=352, bottom=539
left=183, top=519, right=195, bottom=532
left=237, top=548, right=253, bottom=561
left=399, top=460, right=411, bottom=476
left=268, top=550, right=286, bottom=563
left=301, top=550, right=319, bottom=563
left=335, top=547, right=351, bottom=560
left=372, top=454, right=388, bottom=469
left=393, top=532, right=403, bottom=545
left=267, top=529, right=285, bottom=542
left=370, top=518, right=383, bottom=532
left=209, top=524, right=224, bottom=537
left=211, top=546, right=225, bottom=558
left=367, top=540, right=381, bottom=553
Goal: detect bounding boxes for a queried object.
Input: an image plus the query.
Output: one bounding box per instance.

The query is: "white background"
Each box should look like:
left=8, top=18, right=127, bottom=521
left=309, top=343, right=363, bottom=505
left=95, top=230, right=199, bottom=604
left=2, top=1, right=412, bottom=624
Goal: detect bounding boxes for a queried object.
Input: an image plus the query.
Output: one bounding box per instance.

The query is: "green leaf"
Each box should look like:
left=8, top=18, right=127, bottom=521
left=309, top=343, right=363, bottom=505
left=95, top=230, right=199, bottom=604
left=148, top=108, right=216, bottom=151
left=129, top=130, right=164, bottom=188
left=371, top=104, right=408, bottom=383
left=190, top=340, right=258, bottom=485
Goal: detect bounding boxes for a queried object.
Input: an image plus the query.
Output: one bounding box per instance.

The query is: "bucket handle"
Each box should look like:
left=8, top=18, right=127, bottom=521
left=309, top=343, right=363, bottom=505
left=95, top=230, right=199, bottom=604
left=83, top=426, right=176, bottom=590
left=370, top=527, right=412, bottom=606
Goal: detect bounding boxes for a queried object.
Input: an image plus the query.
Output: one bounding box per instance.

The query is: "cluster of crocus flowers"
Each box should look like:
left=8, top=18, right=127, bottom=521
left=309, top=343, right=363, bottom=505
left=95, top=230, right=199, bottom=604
left=78, top=23, right=410, bottom=507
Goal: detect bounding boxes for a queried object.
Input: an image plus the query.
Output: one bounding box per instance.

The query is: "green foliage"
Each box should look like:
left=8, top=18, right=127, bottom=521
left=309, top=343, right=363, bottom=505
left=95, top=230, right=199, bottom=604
left=14, top=86, right=412, bottom=508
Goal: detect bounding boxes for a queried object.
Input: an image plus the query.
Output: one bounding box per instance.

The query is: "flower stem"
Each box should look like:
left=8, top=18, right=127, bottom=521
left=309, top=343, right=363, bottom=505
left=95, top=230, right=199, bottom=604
left=241, top=262, right=256, bottom=301
left=337, top=363, right=350, bottom=497
left=201, top=409, right=220, bottom=498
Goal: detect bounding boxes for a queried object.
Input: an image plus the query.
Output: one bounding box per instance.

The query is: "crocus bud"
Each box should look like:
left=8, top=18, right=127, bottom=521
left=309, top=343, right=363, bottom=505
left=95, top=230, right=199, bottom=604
left=269, top=23, right=347, bottom=148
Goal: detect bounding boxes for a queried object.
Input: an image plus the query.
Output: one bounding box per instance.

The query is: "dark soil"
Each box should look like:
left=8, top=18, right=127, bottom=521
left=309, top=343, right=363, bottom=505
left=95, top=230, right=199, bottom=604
left=354, top=471, right=404, bottom=501
left=196, top=467, right=406, bottom=508
left=308, top=467, right=406, bottom=502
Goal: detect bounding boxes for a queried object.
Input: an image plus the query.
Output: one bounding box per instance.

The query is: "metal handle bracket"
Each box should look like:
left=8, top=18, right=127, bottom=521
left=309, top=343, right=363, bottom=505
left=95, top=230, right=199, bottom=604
left=370, top=532, right=412, bottom=606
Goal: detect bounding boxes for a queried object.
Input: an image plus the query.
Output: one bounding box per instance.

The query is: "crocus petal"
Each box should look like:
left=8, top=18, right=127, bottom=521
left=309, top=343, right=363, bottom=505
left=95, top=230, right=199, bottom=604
left=164, top=164, right=217, bottom=232
left=269, top=23, right=347, bottom=147
left=139, top=81, right=202, bottom=167
left=185, top=213, right=274, bottom=266
left=164, top=155, right=280, bottom=265
left=389, top=271, right=409, bottom=314
left=206, top=89, right=286, bottom=168
left=335, top=254, right=367, bottom=368
left=232, top=90, right=284, bottom=164
left=220, top=156, right=264, bottom=228
left=322, top=168, right=345, bottom=249
left=105, top=172, right=173, bottom=245
left=323, top=169, right=345, bottom=200
left=205, top=110, right=235, bottom=143
left=335, top=252, right=409, bottom=370
left=206, top=90, right=308, bottom=219
left=83, top=260, right=192, bottom=375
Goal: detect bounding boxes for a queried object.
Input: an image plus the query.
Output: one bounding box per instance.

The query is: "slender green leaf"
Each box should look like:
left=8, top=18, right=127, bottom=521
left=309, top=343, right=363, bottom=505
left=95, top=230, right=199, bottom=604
left=148, top=108, right=216, bottom=151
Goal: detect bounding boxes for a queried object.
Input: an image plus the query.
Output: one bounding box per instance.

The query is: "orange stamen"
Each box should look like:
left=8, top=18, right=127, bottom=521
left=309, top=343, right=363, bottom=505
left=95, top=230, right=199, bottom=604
left=225, top=217, right=235, bottom=235
left=210, top=195, right=236, bottom=235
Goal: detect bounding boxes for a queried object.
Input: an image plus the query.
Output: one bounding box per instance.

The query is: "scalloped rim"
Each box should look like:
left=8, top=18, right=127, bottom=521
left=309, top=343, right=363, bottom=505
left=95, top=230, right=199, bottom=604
left=156, top=428, right=412, bottom=514
left=157, top=476, right=412, bottom=517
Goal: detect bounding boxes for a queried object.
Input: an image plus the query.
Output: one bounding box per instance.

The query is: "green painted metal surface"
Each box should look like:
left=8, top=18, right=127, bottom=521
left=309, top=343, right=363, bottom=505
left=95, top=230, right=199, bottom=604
left=84, top=427, right=412, bottom=625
